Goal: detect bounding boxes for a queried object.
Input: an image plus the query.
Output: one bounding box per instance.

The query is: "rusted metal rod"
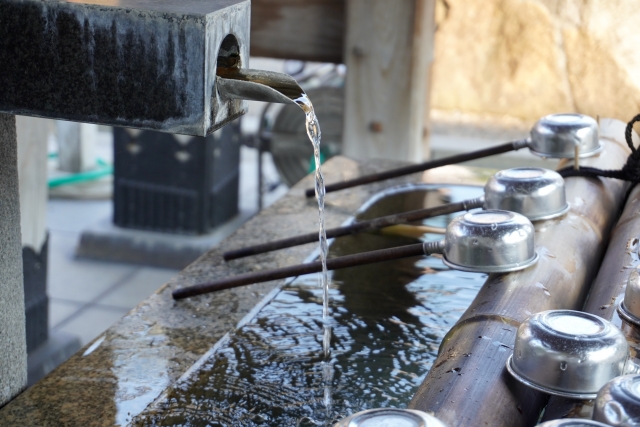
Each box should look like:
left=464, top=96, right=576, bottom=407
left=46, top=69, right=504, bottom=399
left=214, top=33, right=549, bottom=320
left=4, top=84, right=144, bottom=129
left=303, top=139, right=529, bottom=198
left=223, top=197, right=482, bottom=260
left=542, top=182, right=640, bottom=421
left=173, top=243, right=428, bottom=299
left=407, top=135, right=631, bottom=427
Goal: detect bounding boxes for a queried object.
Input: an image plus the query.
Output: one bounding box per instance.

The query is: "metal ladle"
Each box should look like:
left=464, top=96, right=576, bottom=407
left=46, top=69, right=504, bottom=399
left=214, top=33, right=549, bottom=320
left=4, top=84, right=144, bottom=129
left=592, top=374, right=640, bottom=426
left=305, top=113, right=601, bottom=198
left=173, top=210, right=537, bottom=299
left=506, top=310, right=630, bottom=400
left=224, top=167, right=567, bottom=261
left=537, top=420, right=610, bottom=427
left=332, top=408, right=448, bottom=427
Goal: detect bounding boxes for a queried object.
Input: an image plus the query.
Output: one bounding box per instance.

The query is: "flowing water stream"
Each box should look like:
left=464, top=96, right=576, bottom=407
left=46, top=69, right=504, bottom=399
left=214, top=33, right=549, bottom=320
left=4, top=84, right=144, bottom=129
left=294, top=94, right=333, bottom=414
left=216, top=69, right=336, bottom=417
left=133, top=186, right=487, bottom=426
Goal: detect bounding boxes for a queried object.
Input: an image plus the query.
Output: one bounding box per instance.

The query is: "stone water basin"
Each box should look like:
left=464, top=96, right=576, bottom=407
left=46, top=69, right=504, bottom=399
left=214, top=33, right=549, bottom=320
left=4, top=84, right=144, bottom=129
left=0, top=157, right=493, bottom=427
left=134, top=184, right=488, bottom=426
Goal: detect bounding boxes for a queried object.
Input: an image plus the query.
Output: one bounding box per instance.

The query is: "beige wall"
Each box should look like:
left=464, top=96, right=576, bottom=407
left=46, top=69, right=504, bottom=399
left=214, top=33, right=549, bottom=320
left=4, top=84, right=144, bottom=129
left=431, top=0, right=640, bottom=125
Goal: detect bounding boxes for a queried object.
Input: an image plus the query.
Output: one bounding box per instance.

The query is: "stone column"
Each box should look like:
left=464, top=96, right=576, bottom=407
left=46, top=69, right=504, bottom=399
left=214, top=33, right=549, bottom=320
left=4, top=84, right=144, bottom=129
left=0, top=113, right=27, bottom=406
left=17, top=116, right=50, bottom=355
left=56, top=121, right=97, bottom=173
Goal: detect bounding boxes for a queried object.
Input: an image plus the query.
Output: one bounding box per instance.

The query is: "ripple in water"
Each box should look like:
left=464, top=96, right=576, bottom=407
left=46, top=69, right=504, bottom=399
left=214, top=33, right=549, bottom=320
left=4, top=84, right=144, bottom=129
left=134, top=195, right=487, bottom=426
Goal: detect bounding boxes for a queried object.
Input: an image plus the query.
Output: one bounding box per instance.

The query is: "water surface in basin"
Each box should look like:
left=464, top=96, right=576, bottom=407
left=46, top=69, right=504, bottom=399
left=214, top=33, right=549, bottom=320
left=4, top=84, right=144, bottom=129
left=134, top=185, right=486, bottom=426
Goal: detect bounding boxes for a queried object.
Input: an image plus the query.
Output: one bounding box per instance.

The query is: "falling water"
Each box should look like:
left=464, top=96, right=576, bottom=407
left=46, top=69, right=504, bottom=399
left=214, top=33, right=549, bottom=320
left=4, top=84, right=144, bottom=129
left=294, top=93, right=333, bottom=415
left=217, top=65, right=335, bottom=414
left=132, top=186, right=488, bottom=426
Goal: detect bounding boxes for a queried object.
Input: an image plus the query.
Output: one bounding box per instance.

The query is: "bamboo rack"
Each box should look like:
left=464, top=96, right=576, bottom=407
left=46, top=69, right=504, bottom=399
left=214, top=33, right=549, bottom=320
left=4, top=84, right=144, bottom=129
left=541, top=182, right=640, bottom=421
left=408, top=134, right=631, bottom=427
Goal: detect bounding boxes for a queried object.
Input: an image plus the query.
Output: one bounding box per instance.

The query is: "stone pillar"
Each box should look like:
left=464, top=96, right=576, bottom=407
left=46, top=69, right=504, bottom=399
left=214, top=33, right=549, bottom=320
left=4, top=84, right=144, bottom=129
left=16, top=116, right=50, bottom=354
left=56, top=121, right=97, bottom=173
left=0, top=113, right=27, bottom=406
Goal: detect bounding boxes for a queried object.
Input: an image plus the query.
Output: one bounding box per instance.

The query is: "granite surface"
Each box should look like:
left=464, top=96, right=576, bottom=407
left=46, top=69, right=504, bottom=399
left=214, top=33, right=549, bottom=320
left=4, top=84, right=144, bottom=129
left=0, top=0, right=248, bottom=135
left=0, top=113, right=28, bottom=406
left=0, top=156, right=487, bottom=426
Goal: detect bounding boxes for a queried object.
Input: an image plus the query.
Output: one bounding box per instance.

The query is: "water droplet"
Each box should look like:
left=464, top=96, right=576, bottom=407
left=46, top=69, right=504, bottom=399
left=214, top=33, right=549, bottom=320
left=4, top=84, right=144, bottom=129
left=560, top=361, right=567, bottom=371
left=491, top=223, right=498, bottom=231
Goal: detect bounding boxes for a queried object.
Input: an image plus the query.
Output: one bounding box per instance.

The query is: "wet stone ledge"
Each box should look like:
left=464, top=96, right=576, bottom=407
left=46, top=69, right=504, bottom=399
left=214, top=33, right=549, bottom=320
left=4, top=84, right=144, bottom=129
left=0, top=156, right=488, bottom=426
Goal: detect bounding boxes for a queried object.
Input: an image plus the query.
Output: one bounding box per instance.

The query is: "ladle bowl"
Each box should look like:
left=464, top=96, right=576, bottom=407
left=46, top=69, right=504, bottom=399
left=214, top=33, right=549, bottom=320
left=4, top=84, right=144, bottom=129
left=537, top=420, right=611, bottom=427
left=618, top=268, right=640, bottom=327
left=507, top=310, right=629, bottom=399
left=529, top=113, right=601, bottom=159
left=333, top=408, right=448, bottom=427
left=592, top=374, right=640, bottom=426
left=484, top=168, right=569, bottom=221
left=441, top=210, right=538, bottom=273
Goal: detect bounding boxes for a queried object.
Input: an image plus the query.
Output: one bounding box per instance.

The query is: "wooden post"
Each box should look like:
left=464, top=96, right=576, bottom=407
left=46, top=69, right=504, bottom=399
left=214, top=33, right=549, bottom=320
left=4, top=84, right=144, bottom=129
left=0, top=114, right=27, bottom=407
left=342, top=0, right=435, bottom=162
left=250, top=0, right=345, bottom=63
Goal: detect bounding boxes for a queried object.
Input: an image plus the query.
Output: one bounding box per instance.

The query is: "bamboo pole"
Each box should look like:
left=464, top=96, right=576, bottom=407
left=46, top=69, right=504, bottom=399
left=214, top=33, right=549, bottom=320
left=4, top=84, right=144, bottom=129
left=408, top=135, right=631, bottom=427
left=541, top=184, right=640, bottom=421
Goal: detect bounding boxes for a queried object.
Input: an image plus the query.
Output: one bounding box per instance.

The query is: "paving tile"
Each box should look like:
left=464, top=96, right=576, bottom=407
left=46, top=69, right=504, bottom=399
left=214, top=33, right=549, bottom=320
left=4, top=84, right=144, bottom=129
left=47, top=199, right=112, bottom=234
left=48, top=232, right=138, bottom=303
left=49, top=298, right=84, bottom=329
left=54, top=305, right=129, bottom=346
left=99, top=267, right=179, bottom=309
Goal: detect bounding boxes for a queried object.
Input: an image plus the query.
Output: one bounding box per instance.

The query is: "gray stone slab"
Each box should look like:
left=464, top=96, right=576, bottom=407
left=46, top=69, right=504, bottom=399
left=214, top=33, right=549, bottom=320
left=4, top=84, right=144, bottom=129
left=76, top=212, right=251, bottom=269
left=0, top=113, right=27, bottom=407
left=0, top=0, right=249, bottom=135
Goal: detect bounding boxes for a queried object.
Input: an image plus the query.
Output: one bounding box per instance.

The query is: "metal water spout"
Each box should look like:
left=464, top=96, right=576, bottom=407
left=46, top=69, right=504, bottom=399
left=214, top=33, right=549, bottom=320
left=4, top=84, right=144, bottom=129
left=216, top=67, right=303, bottom=105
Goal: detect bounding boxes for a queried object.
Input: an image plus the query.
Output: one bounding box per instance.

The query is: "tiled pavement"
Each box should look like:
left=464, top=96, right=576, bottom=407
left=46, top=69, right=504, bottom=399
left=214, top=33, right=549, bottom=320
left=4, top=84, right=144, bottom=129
left=46, top=145, right=286, bottom=347
left=46, top=199, right=179, bottom=345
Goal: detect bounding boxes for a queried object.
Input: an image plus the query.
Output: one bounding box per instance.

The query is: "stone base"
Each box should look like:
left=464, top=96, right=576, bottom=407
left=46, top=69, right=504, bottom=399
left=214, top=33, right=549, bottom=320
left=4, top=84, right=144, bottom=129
left=76, top=213, right=252, bottom=269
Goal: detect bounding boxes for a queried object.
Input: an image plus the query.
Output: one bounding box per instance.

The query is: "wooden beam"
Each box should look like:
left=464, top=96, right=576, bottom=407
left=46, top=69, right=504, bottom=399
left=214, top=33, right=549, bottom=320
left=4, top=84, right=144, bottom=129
left=342, top=0, right=435, bottom=162
left=250, top=0, right=345, bottom=63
